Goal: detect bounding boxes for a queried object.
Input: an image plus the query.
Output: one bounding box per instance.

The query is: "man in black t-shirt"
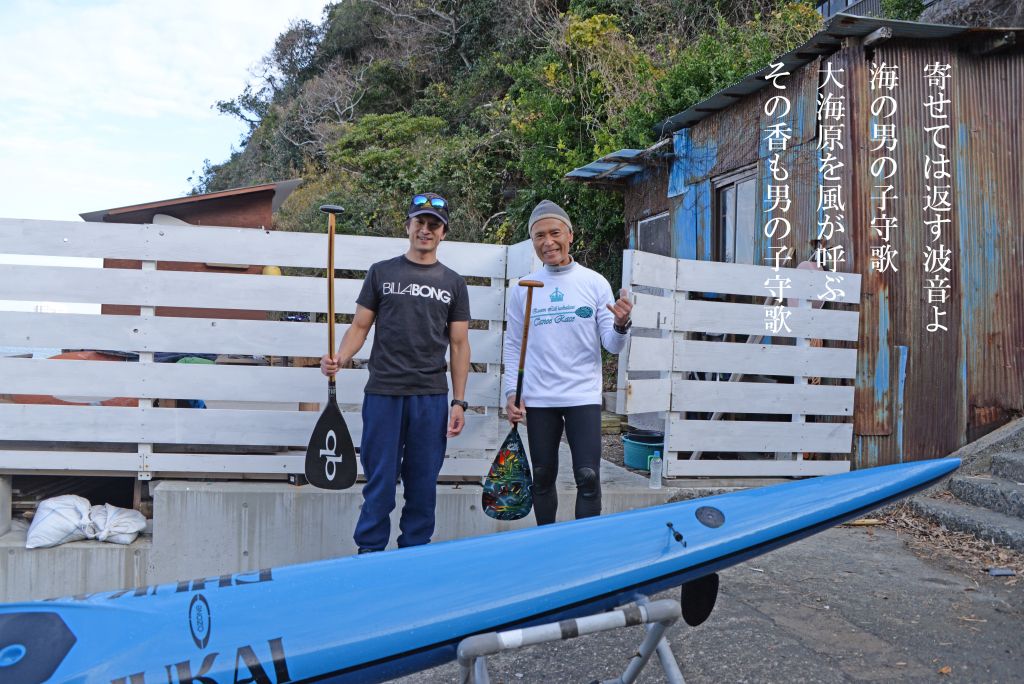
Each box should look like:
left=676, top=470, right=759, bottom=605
left=321, top=193, right=471, bottom=553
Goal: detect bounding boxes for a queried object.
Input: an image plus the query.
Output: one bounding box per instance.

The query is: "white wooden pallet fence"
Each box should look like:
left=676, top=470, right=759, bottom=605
left=0, top=217, right=529, bottom=480
left=618, top=250, right=862, bottom=477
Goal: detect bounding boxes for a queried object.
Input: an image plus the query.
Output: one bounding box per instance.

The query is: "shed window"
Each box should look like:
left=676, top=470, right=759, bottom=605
left=715, top=171, right=757, bottom=264
left=636, top=211, right=671, bottom=257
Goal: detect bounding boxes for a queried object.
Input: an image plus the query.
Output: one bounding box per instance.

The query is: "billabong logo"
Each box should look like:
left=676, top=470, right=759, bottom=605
left=382, top=281, right=452, bottom=303
left=321, top=429, right=341, bottom=480
left=188, top=594, right=211, bottom=649
left=549, top=287, right=564, bottom=302
left=575, top=306, right=593, bottom=318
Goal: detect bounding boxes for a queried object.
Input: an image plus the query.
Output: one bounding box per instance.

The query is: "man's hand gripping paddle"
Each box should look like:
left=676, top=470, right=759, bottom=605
left=304, top=205, right=358, bottom=489
left=482, top=279, right=544, bottom=520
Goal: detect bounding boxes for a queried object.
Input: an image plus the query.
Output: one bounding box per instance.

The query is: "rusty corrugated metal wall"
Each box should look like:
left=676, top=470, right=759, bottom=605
left=643, top=35, right=1023, bottom=467
left=624, top=165, right=672, bottom=241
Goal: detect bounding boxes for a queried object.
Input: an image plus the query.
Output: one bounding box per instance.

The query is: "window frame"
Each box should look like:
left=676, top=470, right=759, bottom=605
left=712, top=165, right=758, bottom=264
left=634, top=210, right=672, bottom=257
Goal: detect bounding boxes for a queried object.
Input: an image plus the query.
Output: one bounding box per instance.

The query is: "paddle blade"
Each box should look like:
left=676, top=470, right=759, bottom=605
left=482, top=425, right=533, bottom=520
left=304, top=399, right=357, bottom=490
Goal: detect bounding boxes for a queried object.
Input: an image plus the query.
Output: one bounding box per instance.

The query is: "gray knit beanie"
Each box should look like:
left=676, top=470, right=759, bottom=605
left=528, top=200, right=572, bottom=234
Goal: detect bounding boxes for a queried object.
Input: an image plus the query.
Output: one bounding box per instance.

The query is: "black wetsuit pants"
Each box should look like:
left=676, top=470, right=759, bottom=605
left=525, top=404, right=602, bottom=525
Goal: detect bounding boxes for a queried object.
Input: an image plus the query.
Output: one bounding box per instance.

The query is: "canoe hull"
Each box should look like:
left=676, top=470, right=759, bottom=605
left=0, top=457, right=959, bottom=683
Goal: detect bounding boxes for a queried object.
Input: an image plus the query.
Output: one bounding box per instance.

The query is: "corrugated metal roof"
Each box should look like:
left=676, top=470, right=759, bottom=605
left=565, top=144, right=672, bottom=186
left=652, top=13, right=998, bottom=137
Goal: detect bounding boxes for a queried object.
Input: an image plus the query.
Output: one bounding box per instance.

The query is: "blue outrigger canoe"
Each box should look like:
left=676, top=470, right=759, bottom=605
left=0, top=457, right=958, bottom=683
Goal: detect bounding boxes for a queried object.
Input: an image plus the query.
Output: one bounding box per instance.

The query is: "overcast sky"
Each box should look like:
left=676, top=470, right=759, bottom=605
left=0, top=0, right=327, bottom=223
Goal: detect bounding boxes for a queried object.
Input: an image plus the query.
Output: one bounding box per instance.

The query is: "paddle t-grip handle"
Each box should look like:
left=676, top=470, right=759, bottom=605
left=514, top=279, right=544, bottom=409
left=320, top=205, right=344, bottom=383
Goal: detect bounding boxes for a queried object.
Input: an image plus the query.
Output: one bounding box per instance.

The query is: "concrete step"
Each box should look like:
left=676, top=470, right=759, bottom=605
left=992, top=451, right=1024, bottom=482
left=948, top=475, right=1024, bottom=519
left=909, top=496, right=1024, bottom=553
left=601, top=410, right=625, bottom=435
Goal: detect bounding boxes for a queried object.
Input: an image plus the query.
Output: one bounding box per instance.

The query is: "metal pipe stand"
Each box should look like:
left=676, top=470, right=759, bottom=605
left=456, top=598, right=685, bottom=684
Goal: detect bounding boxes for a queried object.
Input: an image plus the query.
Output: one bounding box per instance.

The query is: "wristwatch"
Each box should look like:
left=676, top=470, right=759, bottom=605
left=613, top=319, right=632, bottom=335
left=450, top=399, right=469, bottom=410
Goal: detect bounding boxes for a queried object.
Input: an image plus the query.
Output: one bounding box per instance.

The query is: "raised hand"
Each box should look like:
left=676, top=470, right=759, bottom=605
left=606, top=288, right=633, bottom=326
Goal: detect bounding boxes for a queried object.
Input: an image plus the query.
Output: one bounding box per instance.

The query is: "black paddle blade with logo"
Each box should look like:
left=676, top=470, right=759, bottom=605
left=482, top=425, right=533, bottom=520
left=304, top=389, right=357, bottom=490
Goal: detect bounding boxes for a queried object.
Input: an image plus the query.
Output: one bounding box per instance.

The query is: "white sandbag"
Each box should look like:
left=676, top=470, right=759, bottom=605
left=25, top=494, right=92, bottom=549
left=87, top=503, right=146, bottom=545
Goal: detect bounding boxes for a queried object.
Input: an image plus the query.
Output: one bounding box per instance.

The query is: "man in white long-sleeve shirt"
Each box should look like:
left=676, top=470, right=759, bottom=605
left=504, top=199, right=632, bottom=524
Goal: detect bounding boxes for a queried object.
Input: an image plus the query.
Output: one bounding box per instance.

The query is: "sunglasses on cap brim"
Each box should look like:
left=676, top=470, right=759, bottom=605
left=411, top=194, right=448, bottom=210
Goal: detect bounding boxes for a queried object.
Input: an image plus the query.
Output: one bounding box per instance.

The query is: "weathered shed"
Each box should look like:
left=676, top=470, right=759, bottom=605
left=570, top=14, right=1024, bottom=467
left=81, top=179, right=301, bottom=320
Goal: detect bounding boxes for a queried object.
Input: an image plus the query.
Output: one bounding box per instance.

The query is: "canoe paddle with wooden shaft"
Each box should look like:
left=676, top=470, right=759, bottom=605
left=482, top=279, right=544, bottom=520
left=304, top=205, right=357, bottom=490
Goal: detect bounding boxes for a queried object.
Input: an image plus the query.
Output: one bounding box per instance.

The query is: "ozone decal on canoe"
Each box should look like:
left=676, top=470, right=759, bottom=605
left=0, top=457, right=959, bottom=683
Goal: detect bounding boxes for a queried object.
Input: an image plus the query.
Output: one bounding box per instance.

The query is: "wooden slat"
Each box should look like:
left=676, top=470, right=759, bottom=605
left=0, top=358, right=501, bottom=406
left=624, top=249, right=677, bottom=289
left=506, top=240, right=541, bottom=279
left=0, top=218, right=507, bottom=277
left=624, top=378, right=671, bottom=414
left=630, top=292, right=674, bottom=330
left=0, top=265, right=505, bottom=320
left=676, top=259, right=862, bottom=303
left=145, top=453, right=492, bottom=477
left=0, top=450, right=493, bottom=478
left=0, top=451, right=142, bottom=472
left=0, top=405, right=506, bottom=450
left=626, top=336, right=673, bottom=371
left=663, top=458, right=850, bottom=477
left=674, top=298, right=860, bottom=341
left=667, top=419, right=854, bottom=452
left=672, top=379, right=854, bottom=415
left=673, top=339, right=858, bottom=378
left=0, top=312, right=502, bottom=363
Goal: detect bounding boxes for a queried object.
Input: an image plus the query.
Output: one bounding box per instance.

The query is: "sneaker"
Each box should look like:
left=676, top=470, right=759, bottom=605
left=357, top=548, right=380, bottom=555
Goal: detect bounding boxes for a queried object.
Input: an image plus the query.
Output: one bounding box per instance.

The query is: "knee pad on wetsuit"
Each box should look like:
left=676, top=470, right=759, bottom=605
left=574, top=467, right=599, bottom=500
left=533, top=465, right=556, bottom=494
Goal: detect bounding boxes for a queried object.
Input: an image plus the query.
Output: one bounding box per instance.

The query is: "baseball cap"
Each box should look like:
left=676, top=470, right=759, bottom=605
left=407, top=192, right=450, bottom=227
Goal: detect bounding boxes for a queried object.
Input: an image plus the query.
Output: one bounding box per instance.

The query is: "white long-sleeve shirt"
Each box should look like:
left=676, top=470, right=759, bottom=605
left=503, top=260, right=628, bottom=408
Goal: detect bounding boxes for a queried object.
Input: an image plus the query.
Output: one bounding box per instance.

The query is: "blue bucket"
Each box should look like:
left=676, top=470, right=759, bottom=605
left=622, top=431, right=664, bottom=471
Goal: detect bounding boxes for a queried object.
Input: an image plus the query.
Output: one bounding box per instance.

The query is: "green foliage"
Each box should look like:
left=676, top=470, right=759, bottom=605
left=317, top=1, right=385, bottom=64
left=881, top=0, right=924, bottom=21
left=199, top=0, right=822, bottom=287
left=273, top=112, right=508, bottom=244
left=355, top=60, right=421, bottom=116
left=654, top=2, right=822, bottom=125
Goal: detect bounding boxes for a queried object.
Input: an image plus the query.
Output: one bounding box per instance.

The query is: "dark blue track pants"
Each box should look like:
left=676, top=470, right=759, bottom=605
left=353, top=393, right=448, bottom=551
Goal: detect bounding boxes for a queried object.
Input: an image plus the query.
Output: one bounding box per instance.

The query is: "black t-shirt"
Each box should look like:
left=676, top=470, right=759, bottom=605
left=357, top=255, right=471, bottom=395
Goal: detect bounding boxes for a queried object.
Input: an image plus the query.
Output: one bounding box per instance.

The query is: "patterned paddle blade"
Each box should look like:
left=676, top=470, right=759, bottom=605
left=482, top=425, right=534, bottom=520
left=304, top=398, right=357, bottom=490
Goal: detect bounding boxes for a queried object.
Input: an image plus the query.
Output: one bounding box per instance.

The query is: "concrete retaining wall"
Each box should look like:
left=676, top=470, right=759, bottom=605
left=0, top=528, right=150, bottom=601
left=1, top=456, right=673, bottom=602
left=147, top=479, right=674, bottom=584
